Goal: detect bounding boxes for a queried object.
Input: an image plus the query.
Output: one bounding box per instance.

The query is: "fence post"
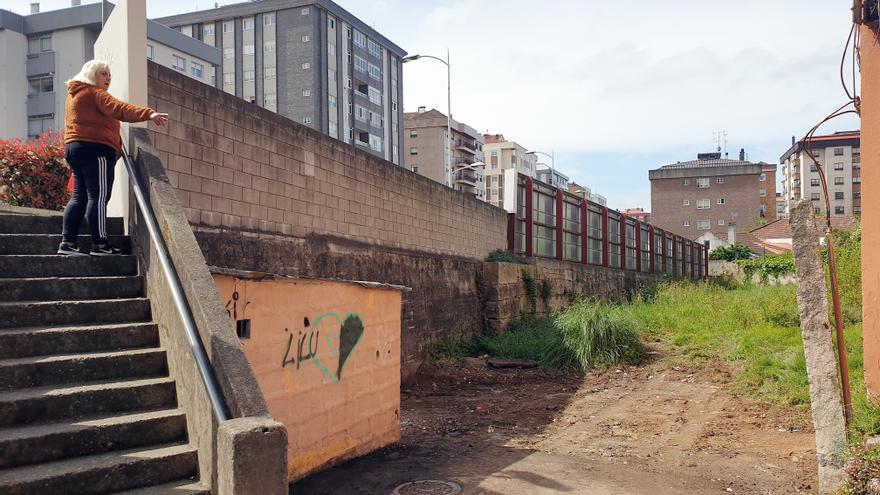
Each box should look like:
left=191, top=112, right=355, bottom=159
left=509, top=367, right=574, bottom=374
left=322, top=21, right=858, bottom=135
left=661, top=231, right=667, bottom=273
left=525, top=176, right=533, bottom=257
left=648, top=225, right=655, bottom=273
left=671, top=235, right=677, bottom=277
left=507, top=212, right=516, bottom=253
left=602, top=207, right=609, bottom=267
left=580, top=201, right=588, bottom=264
left=704, top=242, right=709, bottom=279
left=634, top=219, right=642, bottom=272
left=556, top=188, right=564, bottom=260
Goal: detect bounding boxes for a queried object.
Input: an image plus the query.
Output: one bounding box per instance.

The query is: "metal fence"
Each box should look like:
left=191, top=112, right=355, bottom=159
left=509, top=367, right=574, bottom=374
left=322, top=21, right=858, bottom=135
left=508, top=174, right=707, bottom=280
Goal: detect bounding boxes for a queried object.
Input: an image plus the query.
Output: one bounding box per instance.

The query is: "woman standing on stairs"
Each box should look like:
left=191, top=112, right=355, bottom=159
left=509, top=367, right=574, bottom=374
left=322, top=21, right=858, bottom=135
left=58, top=59, right=169, bottom=256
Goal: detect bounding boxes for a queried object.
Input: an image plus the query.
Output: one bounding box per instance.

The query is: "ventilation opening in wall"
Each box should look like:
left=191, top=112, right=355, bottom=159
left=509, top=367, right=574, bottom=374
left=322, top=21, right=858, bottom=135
left=236, top=319, right=251, bottom=339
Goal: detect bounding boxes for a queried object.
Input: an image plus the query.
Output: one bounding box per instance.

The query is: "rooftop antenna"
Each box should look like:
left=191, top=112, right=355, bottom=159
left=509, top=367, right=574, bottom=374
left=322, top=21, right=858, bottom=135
left=713, top=130, right=728, bottom=158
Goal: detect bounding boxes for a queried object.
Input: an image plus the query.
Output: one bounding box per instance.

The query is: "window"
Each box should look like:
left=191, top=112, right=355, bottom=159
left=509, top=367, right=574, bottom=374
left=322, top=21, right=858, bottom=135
left=835, top=191, right=845, bottom=200
left=347, top=27, right=352, bottom=39
left=328, top=43, right=336, bottom=56
left=223, top=73, right=234, bottom=85
left=353, top=30, right=366, bottom=48
left=203, top=24, right=215, bottom=36
left=697, top=220, right=710, bottom=230
left=411, top=166, right=418, bottom=173
left=264, top=67, right=276, bottom=79
left=367, top=39, right=381, bottom=58
left=329, top=95, right=337, bottom=108
left=715, top=177, right=724, bottom=184
left=302, top=62, right=311, bottom=70
left=758, top=173, right=766, bottom=181
left=263, top=13, right=275, bottom=25
left=368, top=86, right=381, bottom=105
left=759, top=188, right=766, bottom=197
left=697, top=178, right=710, bottom=188
left=264, top=41, right=276, bottom=53
left=28, top=76, right=53, bottom=95
left=172, top=55, right=186, bottom=72
left=328, top=18, right=336, bottom=29
left=354, top=55, right=367, bottom=73
left=834, top=147, right=844, bottom=156
left=223, top=48, right=234, bottom=59
left=716, top=198, right=725, bottom=205
left=854, top=191, right=862, bottom=199
left=369, top=111, right=381, bottom=128
left=264, top=94, right=276, bottom=107
left=811, top=192, right=821, bottom=201
left=28, top=35, right=52, bottom=55
left=368, top=63, right=381, bottom=80
left=682, top=179, right=690, bottom=186
left=303, top=117, right=312, bottom=124
left=191, top=62, right=204, bottom=78
left=242, top=18, right=254, bottom=30
left=834, top=162, right=844, bottom=170
left=27, top=115, right=54, bottom=139
left=834, top=176, right=845, bottom=185
left=301, top=7, right=310, bottom=15
left=811, top=178, right=820, bottom=187
left=718, top=219, right=726, bottom=226
left=302, top=35, right=311, bottom=43
left=810, top=164, right=818, bottom=172
left=410, top=130, right=418, bottom=138
left=146, top=45, right=153, bottom=60
left=696, top=199, right=710, bottom=209
left=410, top=147, right=418, bottom=155
left=835, top=206, right=846, bottom=214
left=222, top=21, right=234, bottom=33
left=328, top=69, right=336, bottom=81
left=369, top=134, right=382, bottom=152
left=302, top=89, right=311, bottom=97
left=682, top=199, right=690, bottom=206
left=683, top=220, right=690, bottom=227
left=243, top=44, right=255, bottom=55
left=181, top=25, right=193, bottom=37
left=243, top=70, right=255, bottom=82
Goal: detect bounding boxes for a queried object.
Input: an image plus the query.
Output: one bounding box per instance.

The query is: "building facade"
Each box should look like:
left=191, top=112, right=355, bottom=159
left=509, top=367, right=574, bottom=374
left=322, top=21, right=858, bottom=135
left=649, top=152, right=777, bottom=240
left=623, top=208, right=651, bottom=223
left=403, top=108, right=485, bottom=199
left=536, top=165, right=568, bottom=189
left=0, top=2, right=219, bottom=140
left=779, top=131, right=861, bottom=217
left=155, top=0, right=406, bottom=165
left=483, top=134, right=537, bottom=208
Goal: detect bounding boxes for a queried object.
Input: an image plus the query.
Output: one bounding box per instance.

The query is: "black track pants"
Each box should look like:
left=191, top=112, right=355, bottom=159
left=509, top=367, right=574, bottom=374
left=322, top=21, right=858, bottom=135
left=61, top=141, right=117, bottom=244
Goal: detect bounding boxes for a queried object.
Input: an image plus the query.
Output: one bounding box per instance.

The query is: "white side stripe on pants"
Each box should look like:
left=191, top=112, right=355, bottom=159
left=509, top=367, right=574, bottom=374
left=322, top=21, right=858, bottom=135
left=98, top=156, right=107, bottom=240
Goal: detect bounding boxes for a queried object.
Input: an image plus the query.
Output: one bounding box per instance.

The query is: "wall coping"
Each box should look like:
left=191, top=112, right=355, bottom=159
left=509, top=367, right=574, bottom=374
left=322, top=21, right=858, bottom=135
left=209, top=265, right=411, bottom=292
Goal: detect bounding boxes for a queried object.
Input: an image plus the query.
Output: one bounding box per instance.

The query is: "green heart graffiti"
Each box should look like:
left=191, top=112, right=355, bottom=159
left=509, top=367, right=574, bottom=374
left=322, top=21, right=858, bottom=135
left=281, top=312, right=365, bottom=383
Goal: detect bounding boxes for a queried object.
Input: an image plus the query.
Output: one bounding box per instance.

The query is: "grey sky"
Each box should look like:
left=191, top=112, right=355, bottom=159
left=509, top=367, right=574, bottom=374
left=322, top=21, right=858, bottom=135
left=3, top=0, right=861, bottom=209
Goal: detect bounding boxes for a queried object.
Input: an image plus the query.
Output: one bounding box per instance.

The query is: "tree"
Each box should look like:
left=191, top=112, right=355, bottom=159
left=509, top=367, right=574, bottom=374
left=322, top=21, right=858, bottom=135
left=709, top=243, right=752, bottom=261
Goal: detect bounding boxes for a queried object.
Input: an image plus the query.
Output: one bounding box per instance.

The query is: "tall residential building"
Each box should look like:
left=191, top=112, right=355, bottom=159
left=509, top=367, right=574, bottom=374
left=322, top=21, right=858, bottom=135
left=483, top=134, right=537, bottom=208
left=0, top=1, right=219, bottom=140
left=536, top=166, right=568, bottom=189
left=155, top=0, right=406, bottom=165
left=403, top=107, right=485, bottom=199
left=779, top=131, right=861, bottom=217
left=649, top=151, right=777, bottom=240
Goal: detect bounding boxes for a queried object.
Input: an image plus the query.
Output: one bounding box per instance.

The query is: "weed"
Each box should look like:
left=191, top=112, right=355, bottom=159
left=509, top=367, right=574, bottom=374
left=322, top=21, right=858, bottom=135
left=479, top=317, right=578, bottom=370
left=428, top=331, right=479, bottom=361
left=540, top=279, right=552, bottom=306
left=554, top=300, right=645, bottom=370
left=486, top=249, right=529, bottom=264
left=522, top=270, right=537, bottom=313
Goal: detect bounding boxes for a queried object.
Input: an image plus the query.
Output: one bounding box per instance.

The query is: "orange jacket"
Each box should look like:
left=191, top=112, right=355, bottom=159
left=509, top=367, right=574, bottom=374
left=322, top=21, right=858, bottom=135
left=64, top=81, right=155, bottom=153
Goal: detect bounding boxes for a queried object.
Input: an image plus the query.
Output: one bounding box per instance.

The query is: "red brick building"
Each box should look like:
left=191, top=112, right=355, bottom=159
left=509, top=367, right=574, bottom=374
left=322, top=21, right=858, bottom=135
left=649, top=152, right=777, bottom=240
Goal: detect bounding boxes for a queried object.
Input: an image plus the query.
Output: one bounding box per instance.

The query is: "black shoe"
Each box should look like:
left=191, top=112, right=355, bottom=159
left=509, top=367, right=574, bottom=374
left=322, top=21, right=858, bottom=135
left=57, top=241, right=90, bottom=256
left=90, top=242, right=123, bottom=256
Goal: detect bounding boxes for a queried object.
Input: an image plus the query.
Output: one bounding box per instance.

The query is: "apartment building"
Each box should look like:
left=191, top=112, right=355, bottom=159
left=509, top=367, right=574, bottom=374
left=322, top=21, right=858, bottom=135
left=779, top=131, right=861, bottom=217
left=483, top=134, right=537, bottom=208
left=623, top=208, right=651, bottom=223
left=403, top=107, right=485, bottom=199
left=566, top=182, right=607, bottom=206
left=536, top=166, right=568, bottom=189
left=0, top=1, right=219, bottom=140
left=649, top=151, right=777, bottom=240
left=155, top=0, right=406, bottom=165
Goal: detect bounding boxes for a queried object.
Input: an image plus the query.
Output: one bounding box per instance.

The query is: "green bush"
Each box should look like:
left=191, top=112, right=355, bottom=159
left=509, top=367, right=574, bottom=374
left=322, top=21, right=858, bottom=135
left=554, top=300, right=645, bottom=369
left=709, top=243, right=752, bottom=261
left=479, top=317, right=578, bottom=370
left=829, top=227, right=862, bottom=324
left=486, top=249, right=528, bottom=264
left=736, top=253, right=795, bottom=282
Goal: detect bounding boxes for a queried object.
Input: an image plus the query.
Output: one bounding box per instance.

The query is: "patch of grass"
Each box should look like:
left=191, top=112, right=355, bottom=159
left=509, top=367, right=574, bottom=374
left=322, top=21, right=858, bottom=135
left=428, top=331, right=479, bottom=361
left=485, top=249, right=529, bottom=264
left=478, top=317, right=578, bottom=370
left=554, top=300, right=645, bottom=370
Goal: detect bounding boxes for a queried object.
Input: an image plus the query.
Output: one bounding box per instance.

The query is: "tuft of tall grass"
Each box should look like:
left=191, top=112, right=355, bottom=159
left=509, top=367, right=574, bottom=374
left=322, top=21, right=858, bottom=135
left=478, top=317, right=578, bottom=370
left=554, top=300, right=645, bottom=370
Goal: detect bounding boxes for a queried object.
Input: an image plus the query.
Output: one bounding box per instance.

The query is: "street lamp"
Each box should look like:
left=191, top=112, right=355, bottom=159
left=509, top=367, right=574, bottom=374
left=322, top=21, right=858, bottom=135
left=403, top=50, right=452, bottom=187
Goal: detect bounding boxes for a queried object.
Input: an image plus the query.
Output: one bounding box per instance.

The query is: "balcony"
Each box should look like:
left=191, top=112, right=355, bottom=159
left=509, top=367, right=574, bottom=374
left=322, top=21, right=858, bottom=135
left=453, top=169, right=479, bottom=187
left=27, top=51, right=55, bottom=77
left=27, top=92, right=55, bottom=116
left=455, top=141, right=477, bottom=155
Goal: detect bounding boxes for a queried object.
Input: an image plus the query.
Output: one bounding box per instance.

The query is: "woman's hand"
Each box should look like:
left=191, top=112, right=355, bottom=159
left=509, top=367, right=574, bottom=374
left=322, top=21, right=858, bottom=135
left=150, top=112, right=169, bottom=126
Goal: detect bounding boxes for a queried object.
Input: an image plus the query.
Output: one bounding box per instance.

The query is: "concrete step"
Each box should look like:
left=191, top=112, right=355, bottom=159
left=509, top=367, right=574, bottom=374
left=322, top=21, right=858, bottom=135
left=0, top=254, right=138, bottom=278
left=0, top=322, right=159, bottom=360
left=0, top=234, right=131, bottom=255
left=0, top=213, right=124, bottom=235
left=0, top=377, right=177, bottom=427
left=110, top=480, right=210, bottom=494
left=0, top=298, right=151, bottom=329
left=0, top=348, right=168, bottom=391
left=0, top=409, right=187, bottom=469
left=0, top=443, right=198, bottom=495
left=0, top=276, right=143, bottom=302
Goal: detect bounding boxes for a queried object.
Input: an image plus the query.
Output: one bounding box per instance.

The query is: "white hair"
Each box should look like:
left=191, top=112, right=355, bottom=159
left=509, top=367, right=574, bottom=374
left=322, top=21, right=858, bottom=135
left=66, top=59, right=110, bottom=86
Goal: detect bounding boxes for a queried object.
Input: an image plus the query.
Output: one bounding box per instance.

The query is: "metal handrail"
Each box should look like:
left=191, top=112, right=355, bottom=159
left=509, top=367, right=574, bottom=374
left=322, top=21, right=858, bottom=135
left=121, top=141, right=229, bottom=422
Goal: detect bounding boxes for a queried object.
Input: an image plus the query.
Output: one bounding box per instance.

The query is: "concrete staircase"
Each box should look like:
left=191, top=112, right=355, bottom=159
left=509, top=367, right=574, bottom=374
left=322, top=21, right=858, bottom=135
left=0, top=212, right=209, bottom=494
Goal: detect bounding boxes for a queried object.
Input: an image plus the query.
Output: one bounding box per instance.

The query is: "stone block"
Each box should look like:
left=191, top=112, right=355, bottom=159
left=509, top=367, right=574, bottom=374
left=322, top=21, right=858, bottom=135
left=217, top=417, right=287, bottom=495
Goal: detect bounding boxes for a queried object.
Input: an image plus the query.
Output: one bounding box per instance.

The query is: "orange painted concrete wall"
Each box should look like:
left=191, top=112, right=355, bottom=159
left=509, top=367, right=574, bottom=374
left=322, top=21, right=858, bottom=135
left=861, top=25, right=880, bottom=400
left=213, top=274, right=402, bottom=480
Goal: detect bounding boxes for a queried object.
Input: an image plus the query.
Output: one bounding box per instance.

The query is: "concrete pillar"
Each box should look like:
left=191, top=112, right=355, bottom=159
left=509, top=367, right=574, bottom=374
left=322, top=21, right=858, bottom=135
left=218, top=416, right=288, bottom=495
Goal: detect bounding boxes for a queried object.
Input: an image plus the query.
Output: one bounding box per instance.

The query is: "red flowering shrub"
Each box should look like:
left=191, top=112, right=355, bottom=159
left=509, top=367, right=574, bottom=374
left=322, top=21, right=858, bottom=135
left=0, top=131, right=70, bottom=210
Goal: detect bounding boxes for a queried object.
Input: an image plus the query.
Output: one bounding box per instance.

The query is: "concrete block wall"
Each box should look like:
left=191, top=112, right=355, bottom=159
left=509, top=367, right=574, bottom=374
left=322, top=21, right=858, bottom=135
left=145, top=62, right=507, bottom=260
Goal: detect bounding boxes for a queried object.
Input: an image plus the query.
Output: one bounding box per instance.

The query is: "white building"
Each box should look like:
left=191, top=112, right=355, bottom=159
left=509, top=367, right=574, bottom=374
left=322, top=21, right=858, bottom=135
left=0, top=1, right=220, bottom=140
left=779, top=131, right=861, bottom=217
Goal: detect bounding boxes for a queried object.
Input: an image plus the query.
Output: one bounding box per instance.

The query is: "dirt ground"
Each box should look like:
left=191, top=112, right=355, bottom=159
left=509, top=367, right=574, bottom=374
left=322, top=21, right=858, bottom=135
left=293, top=349, right=817, bottom=494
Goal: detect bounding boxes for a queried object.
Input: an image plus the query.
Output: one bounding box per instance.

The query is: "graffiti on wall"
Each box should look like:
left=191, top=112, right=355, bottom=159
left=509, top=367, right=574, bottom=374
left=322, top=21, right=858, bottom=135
left=282, top=312, right=365, bottom=384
